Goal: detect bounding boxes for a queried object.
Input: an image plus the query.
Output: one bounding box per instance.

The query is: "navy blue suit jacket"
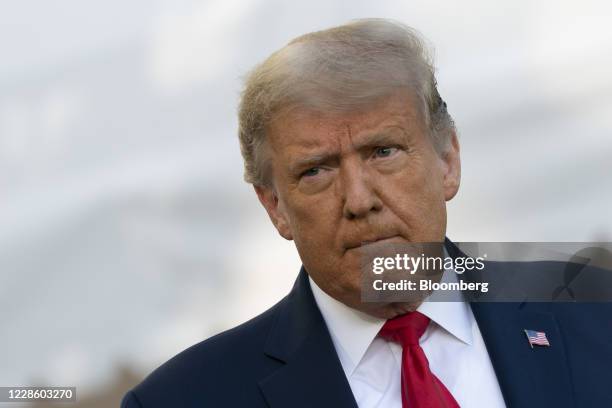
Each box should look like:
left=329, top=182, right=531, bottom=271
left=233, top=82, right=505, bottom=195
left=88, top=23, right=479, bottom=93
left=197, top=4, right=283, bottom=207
left=122, top=259, right=612, bottom=407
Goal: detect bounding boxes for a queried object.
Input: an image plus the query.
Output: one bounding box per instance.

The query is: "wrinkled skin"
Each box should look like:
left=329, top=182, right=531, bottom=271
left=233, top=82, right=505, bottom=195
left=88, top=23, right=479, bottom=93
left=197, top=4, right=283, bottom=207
left=255, top=91, right=461, bottom=319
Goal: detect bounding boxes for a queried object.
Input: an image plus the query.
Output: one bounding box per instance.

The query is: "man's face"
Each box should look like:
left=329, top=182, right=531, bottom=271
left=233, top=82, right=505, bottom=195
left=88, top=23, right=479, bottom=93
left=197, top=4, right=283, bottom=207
left=256, top=91, right=461, bottom=318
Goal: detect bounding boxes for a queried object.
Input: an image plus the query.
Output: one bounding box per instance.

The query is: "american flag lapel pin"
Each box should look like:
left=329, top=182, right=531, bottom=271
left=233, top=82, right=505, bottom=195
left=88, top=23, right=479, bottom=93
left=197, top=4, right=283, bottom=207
left=524, top=329, right=551, bottom=348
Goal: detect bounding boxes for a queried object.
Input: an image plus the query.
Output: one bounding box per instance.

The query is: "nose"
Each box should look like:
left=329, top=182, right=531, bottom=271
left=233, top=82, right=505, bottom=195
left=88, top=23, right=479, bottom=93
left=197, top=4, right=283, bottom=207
left=340, top=162, right=383, bottom=220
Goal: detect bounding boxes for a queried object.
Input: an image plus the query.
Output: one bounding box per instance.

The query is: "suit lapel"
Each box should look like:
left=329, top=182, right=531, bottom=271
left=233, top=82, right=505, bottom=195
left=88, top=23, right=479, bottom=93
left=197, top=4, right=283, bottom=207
left=446, top=238, right=575, bottom=406
left=258, top=267, right=358, bottom=408
left=471, top=301, right=575, bottom=407
left=260, top=242, right=576, bottom=407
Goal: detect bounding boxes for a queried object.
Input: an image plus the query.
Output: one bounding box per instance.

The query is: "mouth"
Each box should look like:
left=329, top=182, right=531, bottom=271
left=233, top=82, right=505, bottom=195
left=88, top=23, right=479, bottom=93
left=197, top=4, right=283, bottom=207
left=345, top=235, right=405, bottom=251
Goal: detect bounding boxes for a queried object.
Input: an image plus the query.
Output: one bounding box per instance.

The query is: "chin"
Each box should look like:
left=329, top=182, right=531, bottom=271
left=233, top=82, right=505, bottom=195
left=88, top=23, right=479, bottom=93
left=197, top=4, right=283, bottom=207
left=366, top=302, right=422, bottom=319
left=392, top=302, right=421, bottom=315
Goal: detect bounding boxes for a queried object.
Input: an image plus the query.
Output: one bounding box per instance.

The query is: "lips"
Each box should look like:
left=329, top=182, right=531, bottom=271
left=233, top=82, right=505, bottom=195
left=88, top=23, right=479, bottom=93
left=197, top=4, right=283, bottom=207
left=344, top=234, right=403, bottom=250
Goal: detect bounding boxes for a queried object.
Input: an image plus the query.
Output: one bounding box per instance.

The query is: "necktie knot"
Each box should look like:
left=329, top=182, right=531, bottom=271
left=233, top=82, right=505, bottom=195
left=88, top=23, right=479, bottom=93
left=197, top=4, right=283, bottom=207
left=379, top=311, right=430, bottom=346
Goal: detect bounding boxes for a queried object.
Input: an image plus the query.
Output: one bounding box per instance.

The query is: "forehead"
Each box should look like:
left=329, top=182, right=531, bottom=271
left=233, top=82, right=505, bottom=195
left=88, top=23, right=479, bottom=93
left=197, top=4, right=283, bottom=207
left=266, top=91, right=426, bottom=153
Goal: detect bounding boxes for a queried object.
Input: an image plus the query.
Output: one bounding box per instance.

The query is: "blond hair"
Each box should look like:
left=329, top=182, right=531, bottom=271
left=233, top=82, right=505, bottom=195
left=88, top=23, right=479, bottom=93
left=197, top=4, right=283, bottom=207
left=238, top=18, right=455, bottom=186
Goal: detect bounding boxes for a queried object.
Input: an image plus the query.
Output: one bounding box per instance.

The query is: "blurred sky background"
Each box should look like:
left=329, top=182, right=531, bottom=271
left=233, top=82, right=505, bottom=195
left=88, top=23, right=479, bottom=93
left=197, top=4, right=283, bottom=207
left=1, top=0, right=611, bottom=405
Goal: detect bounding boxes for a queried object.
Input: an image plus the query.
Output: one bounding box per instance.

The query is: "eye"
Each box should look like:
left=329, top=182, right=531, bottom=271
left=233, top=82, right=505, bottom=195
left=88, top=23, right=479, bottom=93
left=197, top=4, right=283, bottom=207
left=374, top=146, right=398, bottom=158
left=301, top=167, right=321, bottom=178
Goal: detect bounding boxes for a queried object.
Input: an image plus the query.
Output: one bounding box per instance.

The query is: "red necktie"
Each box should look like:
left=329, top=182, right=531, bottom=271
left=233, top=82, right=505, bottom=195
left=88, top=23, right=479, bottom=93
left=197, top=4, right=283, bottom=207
left=379, top=311, right=460, bottom=408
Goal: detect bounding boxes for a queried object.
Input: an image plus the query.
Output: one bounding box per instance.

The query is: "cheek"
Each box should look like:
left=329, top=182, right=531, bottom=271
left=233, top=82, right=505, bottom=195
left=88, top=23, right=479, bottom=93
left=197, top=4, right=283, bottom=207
left=290, top=192, right=336, bottom=226
left=379, top=158, right=447, bottom=238
left=285, top=193, right=361, bottom=288
left=286, top=192, right=341, bottom=251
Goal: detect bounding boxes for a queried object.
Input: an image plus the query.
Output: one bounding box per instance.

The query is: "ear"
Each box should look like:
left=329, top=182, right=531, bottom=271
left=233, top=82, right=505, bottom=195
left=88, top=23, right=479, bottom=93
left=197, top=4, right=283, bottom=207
left=254, top=185, right=294, bottom=240
left=441, top=130, right=461, bottom=201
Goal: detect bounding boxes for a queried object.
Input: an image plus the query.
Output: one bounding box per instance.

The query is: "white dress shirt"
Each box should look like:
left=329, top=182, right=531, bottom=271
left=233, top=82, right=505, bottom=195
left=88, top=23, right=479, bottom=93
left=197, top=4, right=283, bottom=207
left=309, top=270, right=507, bottom=408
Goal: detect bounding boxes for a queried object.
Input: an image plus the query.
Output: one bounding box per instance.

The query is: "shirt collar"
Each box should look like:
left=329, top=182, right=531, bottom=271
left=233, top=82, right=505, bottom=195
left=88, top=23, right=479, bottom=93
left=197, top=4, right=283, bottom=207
left=308, top=262, right=474, bottom=377
left=417, top=263, right=473, bottom=346
left=309, top=275, right=386, bottom=376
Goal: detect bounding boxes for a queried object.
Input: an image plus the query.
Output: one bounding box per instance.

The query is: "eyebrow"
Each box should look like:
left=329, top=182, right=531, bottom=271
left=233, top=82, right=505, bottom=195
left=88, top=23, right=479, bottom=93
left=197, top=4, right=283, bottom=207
left=290, top=153, right=340, bottom=174
left=288, top=129, right=410, bottom=174
left=353, top=130, right=408, bottom=149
